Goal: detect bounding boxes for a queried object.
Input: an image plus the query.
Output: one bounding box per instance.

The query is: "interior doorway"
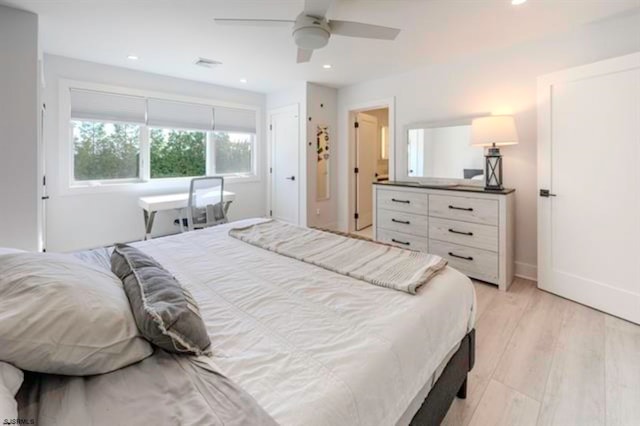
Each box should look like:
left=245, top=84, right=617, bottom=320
left=353, top=107, right=389, bottom=233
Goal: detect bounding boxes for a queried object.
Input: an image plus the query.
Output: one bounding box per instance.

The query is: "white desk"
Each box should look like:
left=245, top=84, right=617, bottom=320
left=138, top=191, right=236, bottom=239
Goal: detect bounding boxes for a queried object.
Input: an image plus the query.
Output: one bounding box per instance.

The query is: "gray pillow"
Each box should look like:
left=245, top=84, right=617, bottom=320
left=111, top=244, right=211, bottom=356
left=0, top=253, right=153, bottom=375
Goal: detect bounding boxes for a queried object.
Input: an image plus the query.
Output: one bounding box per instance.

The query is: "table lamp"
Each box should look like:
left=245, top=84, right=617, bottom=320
left=470, top=115, right=519, bottom=190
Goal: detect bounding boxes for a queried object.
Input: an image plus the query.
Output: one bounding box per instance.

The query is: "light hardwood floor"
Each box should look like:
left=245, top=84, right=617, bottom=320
left=442, top=278, right=640, bottom=426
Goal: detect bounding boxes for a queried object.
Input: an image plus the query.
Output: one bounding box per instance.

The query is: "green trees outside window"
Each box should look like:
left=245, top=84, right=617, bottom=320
left=149, top=128, right=206, bottom=178
left=73, top=121, right=140, bottom=181
left=73, top=121, right=254, bottom=182
left=212, top=131, right=253, bottom=175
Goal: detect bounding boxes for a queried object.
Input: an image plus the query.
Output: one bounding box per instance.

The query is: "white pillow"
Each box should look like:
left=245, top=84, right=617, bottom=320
left=0, top=253, right=153, bottom=375
left=0, top=362, right=23, bottom=422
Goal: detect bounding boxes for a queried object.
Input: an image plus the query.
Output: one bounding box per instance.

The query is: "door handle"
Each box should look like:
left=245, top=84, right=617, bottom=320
left=285, top=176, right=296, bottom=181
left=539, top=189, right=557, bottom=197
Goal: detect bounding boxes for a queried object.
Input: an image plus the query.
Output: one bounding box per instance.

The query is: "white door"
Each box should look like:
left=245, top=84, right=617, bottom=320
left=270, top=105, right=299, bottom=224
left=355, top=113, right=378, bottom=230
left=538, top=53, right=640, bottom=324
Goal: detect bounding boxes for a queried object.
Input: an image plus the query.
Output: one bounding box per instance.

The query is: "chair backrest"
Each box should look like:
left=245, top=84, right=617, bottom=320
left=187, top=176, right=226, bottom=231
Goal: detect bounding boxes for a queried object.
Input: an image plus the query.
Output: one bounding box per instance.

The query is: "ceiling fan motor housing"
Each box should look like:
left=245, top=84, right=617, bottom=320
left=293, top=14, right=330, bottom=50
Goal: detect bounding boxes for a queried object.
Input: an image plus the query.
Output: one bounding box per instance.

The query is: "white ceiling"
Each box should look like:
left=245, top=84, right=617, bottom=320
left=4, top=0, right=640, bottom=93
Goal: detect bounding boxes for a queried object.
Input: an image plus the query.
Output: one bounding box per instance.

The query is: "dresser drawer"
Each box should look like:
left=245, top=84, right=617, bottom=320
left=429, top=240, right=498, bottom=283
left=376, top=229, right=428, bottom=252
left=376, top=188, right=429, bottom=216
left=429, top=217, right=498, bottom=252
left=377, top=209, right=428, bottom=237
left=429, top=194, right=499, bottom=226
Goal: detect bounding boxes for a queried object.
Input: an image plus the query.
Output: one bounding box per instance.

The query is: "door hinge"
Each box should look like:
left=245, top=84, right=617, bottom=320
left=354, top=121, right=359, bottom=129
left=42, top=175, right=46, bottom=186
left=354, top=167, right=359, bottom=174
left=269, top=210, right=272, bottom=217
left=269, top=124, right=273, bottom=131
left=354, top=213, right=359, bottom=220
left=269, top=167, right=272, bottom=174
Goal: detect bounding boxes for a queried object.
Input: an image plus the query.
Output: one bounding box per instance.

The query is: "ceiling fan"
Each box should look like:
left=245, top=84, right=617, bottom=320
left=214, top=0, right=401, bottom=63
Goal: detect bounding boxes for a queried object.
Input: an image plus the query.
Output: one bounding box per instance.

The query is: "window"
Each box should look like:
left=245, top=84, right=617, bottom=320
left=150, top=128, right=206, bottom=179
left=66, top=85, right=258, bottom=188
left=212, top=131, right=254, bottom=175
left=72, top=120, right=141, bottom=181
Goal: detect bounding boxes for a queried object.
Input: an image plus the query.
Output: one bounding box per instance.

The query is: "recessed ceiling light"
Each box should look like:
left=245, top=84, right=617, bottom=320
left=239, top=78, right=248, bottom=84
left=127, top=55, right=139, bottom=60
left=511, top=0, right=526, bottom=5
left=323, top=64, right=332, bottom=69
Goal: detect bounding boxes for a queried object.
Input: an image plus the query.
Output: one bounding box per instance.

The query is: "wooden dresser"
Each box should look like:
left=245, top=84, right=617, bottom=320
left=373, top=181, right=515, bottom=290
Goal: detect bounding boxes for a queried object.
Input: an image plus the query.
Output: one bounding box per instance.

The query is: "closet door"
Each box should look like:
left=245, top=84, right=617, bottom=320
left=538, top=53, right=640, bottom=324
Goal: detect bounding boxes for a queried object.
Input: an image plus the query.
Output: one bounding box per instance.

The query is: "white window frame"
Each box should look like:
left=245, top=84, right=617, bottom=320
left=58, top=79, right=262, bottom=195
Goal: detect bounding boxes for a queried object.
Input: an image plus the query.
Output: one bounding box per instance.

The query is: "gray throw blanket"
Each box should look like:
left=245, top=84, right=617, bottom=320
left=229, top=220, right=447, bottom=294
left=17, top=350, right=277, bottom=426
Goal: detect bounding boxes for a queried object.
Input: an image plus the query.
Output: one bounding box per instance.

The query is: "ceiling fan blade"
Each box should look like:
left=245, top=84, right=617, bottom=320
left=214, top=18, right=294, bottom=27
left=329, top=20, right=400, bottom=40
left=304, top=0, right=333, bottom=18
left=297, top=48, right=313, bottom=63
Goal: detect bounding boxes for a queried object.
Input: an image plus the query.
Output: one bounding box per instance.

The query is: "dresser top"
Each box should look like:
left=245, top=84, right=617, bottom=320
left=373, top=180, right=515, bottom=195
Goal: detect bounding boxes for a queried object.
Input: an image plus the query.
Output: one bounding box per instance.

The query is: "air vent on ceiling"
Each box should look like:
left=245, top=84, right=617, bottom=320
left=195, top=57, right=223, bottom=68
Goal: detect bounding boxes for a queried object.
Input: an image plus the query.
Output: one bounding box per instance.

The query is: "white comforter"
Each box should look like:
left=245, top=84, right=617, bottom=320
left=134, top=218, right=476, bottom=426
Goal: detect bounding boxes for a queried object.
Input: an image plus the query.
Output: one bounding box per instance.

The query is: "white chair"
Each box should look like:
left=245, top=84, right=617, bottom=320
left=176, top=177, right=228, bottom=232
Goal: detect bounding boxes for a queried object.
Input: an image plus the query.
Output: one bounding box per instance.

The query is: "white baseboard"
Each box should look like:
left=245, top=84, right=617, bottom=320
left=515, top=261, right=538, bottom=282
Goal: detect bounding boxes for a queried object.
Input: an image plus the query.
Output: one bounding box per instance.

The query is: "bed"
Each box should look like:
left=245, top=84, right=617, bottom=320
left=17, top=218, right=476, bottom=425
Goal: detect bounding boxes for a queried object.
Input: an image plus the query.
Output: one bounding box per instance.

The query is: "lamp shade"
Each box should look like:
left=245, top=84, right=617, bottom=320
left=470, top=115, right=519, bottom=147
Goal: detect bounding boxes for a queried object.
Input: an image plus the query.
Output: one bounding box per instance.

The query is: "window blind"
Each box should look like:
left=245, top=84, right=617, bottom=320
left=70, top=89, right=146, bottom=124
left=214, top=106, right=256, bottom=133
left=147, top=98, right=214, bottom=131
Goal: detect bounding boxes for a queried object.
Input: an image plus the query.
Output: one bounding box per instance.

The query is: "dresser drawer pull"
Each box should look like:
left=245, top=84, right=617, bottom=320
left=448, top=228, right=474, bottom=236
left=391, top=218, right=411, bottom=225
left=448, top=252, right=474, bottom=261
left=391, top=198, right=411, bottom=204
left=392, top=238, right=410, bottom=246
left=449, top=205, right=474, bottom=212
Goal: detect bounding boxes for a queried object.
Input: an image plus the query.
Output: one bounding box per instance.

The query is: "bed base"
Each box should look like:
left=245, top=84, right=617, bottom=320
left=410, top=329, right=475, bottom=426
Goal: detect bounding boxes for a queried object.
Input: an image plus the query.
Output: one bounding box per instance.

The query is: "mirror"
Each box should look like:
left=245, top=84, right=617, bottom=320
left=407, top=121, right=485, bottom=181
left=316, top=125, right=330, bottom=200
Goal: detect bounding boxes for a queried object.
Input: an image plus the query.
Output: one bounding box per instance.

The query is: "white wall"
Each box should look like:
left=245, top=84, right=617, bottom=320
left=0, top=6, right=40, bottom=251
left=306, top=83, right=338, bottom=229
left=43, top=55, right=266, bottom=252
left=337, top=11, right=640, bottom=279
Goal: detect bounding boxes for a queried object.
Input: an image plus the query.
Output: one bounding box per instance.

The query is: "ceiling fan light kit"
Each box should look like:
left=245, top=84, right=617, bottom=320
left=214, top=0, right=400, bottom=63
left=293, top=15, right=330, bottom=50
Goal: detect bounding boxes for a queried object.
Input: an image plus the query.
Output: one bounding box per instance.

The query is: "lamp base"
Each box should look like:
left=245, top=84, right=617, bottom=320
left=484, top=146, right=503, bottom=191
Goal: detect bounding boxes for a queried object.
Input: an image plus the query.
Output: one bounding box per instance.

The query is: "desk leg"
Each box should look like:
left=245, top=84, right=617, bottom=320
left=143, top=210, right=156, bottom=240
left=223, top=201, right=232, bottom=215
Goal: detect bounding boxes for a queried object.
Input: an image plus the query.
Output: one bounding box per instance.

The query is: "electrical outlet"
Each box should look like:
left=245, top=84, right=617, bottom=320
left=316, top=208, right=321, bottom=215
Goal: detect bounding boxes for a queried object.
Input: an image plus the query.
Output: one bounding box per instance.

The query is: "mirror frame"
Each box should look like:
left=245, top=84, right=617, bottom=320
left=402, top=113, right=490, bottom=186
